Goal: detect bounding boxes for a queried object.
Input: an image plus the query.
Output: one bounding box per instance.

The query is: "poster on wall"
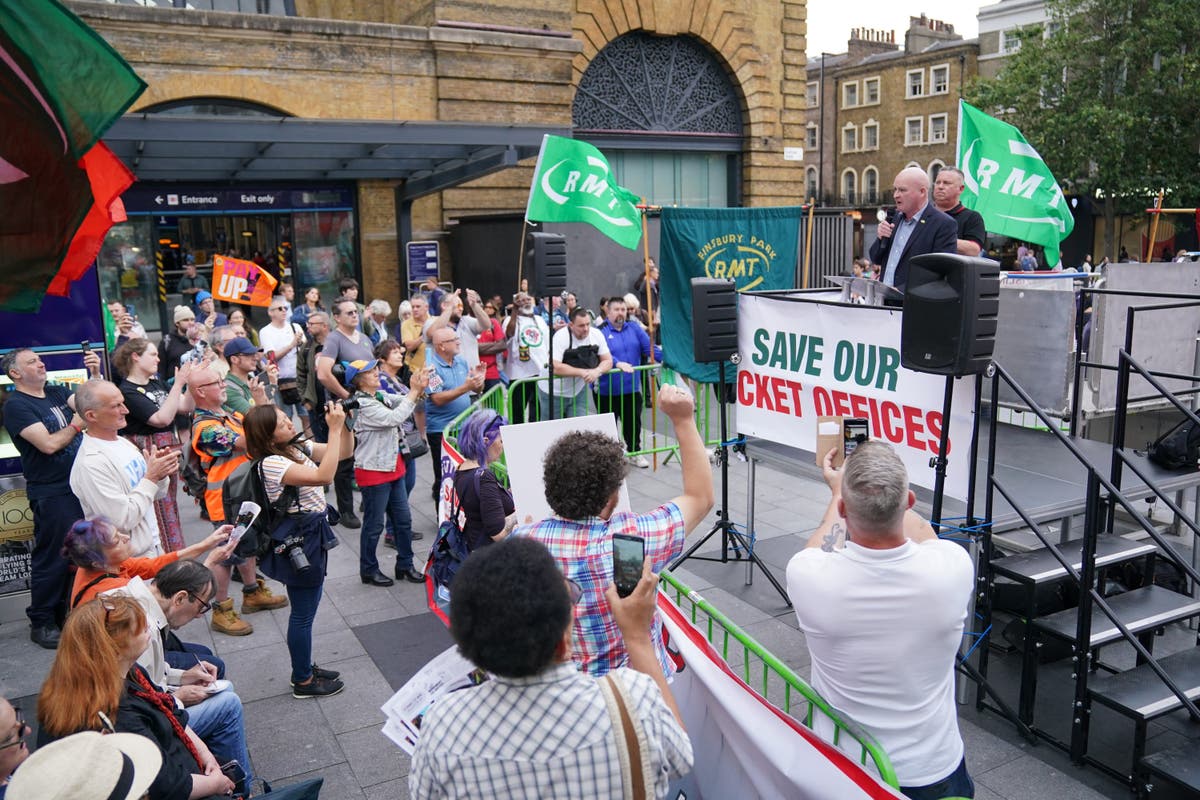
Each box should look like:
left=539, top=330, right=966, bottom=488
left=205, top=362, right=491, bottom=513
left=0, top=477, right=35, bottom=596
left=736, top=293, right=976, bottom=501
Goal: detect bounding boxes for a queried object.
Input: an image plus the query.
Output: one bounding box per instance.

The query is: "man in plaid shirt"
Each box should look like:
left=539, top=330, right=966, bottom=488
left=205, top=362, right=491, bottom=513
left=513, top=384, right=713, bottom=676
left=410, top=537, right=692, bottom=798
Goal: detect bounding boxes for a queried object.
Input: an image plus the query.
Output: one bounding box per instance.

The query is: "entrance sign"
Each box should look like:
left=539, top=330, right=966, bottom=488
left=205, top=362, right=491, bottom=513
left=736, top=293, right=975, bottom=500
left=211, top=255, right=278, bottom=307
left=406, top=240, right=439, bottom=284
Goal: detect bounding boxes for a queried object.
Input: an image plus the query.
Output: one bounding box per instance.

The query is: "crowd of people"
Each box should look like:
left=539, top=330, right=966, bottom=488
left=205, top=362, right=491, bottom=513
left=0, top=262, right=977, bottom=799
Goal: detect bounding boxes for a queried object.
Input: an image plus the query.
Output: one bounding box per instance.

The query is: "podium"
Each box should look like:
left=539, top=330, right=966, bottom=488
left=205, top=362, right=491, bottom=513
left=825, top=275, right=903, bottom=307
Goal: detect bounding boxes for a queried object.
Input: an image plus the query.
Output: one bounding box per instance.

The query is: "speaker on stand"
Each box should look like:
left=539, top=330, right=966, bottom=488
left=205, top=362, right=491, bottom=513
left=526, top=231, right=567, bottom=418
left=669, top=278, right=791, bottom=606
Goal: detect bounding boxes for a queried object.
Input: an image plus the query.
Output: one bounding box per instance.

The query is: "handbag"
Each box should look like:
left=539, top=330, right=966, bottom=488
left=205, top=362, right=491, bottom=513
left=404, top=428, right=429, bottom=458
left=598, top=673, right=655, bottom=800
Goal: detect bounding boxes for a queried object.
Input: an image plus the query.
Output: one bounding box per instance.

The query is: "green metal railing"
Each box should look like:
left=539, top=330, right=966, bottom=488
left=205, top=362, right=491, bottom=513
left=659, top=570, right=899, bottom=789
left=438, top=383, right=897, bottom=788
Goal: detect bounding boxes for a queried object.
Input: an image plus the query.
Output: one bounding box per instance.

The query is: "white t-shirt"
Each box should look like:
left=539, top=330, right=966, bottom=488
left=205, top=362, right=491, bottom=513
left=423, top=316, right=483, bottom=366
left=786, top=538, right=973, bottom=786
left=500, top=314, right=550, bottom=381
left=550, top=326, right=610, bottom=397
left=260, top=444, right=326, bottom=512
left=259, top=321, right=303, bottom=379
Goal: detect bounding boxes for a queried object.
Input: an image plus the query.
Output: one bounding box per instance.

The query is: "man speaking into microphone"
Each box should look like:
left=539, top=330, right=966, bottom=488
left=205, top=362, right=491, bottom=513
left=869, top=166, right=958, bottom=293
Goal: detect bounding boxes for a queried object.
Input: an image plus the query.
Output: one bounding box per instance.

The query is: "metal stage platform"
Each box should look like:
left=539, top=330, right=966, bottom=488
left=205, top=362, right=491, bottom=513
left=744, top=421, right=1200, bottom=536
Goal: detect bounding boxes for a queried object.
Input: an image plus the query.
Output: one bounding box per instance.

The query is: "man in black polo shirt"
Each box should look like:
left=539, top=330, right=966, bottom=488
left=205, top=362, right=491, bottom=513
left=1, top=348, right=100, bottom=648
left=933, top=166, right=987, bottom=257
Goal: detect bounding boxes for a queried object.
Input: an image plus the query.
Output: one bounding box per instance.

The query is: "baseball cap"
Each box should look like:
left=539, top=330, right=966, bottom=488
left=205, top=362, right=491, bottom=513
left=343, top=359, right=379, bottom=387
left=7, top=731, right=162, bottom=800
left=173, top=305, right=195, bottom=323
left=224, top=337, right=260, bottom=357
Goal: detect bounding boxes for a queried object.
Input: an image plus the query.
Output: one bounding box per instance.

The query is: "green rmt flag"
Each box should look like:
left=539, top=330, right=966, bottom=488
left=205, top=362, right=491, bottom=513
left=957, top=100, right=1074, bottom=267
left=526, top=135, right=643, bottom=250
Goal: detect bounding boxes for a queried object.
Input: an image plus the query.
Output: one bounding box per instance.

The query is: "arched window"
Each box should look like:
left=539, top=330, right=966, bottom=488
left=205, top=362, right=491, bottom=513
left=863, top=167, right=879, bottom=205
left=138, top=97, right=289, bottom=118
left=928, top=159, right=945, bottom=181
left=805, top=167, right=818, bottom=201
left=573, top=32, right=743, bottom=206
left=841, top=169, right=857, bottom=206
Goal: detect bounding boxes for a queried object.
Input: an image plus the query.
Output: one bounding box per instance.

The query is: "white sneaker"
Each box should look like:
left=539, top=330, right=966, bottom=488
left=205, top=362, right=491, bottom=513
left=630, top=455, right=650, bottom=469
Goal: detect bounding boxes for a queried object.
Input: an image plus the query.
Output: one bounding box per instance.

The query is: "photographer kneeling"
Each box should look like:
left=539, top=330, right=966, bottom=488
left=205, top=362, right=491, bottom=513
left=243, top=401, right=352, bottom=698
left=344, top=359, right=430, bottom=586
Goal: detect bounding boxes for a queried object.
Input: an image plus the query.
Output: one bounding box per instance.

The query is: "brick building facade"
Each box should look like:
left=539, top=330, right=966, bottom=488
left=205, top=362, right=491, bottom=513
left=69, top=0, right=808, bottom=314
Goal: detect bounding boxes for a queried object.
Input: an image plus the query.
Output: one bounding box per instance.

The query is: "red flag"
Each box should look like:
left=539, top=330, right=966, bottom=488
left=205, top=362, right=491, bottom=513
left=47, top=142, right=135, bottom=297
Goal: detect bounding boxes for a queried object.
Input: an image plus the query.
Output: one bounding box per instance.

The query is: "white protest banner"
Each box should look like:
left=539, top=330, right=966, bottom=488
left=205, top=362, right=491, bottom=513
left=736, top=294, right=975, bottom=500
left=657, top=592, right=904, bottom=799
left=501, top=413, right=631, bottom=523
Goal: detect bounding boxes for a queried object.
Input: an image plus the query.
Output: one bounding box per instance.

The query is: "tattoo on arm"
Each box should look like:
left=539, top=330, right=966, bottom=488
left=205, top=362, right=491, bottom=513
left=821, top=522, right=846, bottom=552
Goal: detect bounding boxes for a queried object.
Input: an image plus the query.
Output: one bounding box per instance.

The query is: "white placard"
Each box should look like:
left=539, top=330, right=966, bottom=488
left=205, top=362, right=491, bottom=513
left=501, top=413, right=631, bottom=524
left=783, top=146, right=805, bottom=161
left=736, top=293, right=976, bottom=501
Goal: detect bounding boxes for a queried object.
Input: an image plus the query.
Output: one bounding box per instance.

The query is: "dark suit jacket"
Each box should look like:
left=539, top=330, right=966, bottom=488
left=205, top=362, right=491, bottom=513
left=868, top=203, right=959, bottom=292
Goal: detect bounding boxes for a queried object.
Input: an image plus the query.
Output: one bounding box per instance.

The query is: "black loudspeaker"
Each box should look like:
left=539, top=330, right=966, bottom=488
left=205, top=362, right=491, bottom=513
left=526, top=232, right=567, bottom=297
left=901, top=254, right=1001, bottom=376
left=691, top=278, right=737, bottom=363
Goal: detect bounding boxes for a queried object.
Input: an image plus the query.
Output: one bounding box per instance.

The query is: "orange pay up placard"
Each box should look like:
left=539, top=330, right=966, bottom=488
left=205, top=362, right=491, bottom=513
left=211, top=255, right=278, bottom=307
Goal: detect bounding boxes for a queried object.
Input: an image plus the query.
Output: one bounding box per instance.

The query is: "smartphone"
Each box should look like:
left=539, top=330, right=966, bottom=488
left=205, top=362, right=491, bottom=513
left=266, top=351, right=277, bottom=366
left=80, top=340, right=91, bottom=354
left=219, top=760, right=247, bottom=785
left=612, top=534, right=645, bottom=598
left=843, top=417, right=869, bottom=457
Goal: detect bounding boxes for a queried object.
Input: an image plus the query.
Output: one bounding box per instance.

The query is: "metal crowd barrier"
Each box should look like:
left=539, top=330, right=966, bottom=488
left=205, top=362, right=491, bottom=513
left=659, top=570, right=899, bottom=789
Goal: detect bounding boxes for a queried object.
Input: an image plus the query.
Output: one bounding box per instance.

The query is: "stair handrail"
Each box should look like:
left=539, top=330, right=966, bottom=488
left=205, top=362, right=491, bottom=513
left=987, top=362, right=1200, bottom=728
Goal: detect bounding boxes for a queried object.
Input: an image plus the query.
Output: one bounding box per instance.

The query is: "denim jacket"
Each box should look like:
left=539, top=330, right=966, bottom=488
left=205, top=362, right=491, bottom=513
left=351, top=391, right=417, bottom=472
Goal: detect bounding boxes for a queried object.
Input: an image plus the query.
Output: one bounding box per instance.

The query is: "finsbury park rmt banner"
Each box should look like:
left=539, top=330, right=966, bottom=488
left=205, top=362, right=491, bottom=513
left=660, top=206, right=801, bottom=384
left=736, top=294, right=976, bottom=500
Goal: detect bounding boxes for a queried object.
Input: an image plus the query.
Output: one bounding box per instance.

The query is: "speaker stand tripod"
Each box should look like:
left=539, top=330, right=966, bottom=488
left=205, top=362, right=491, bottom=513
left=669, top=360, right=791, bottom=607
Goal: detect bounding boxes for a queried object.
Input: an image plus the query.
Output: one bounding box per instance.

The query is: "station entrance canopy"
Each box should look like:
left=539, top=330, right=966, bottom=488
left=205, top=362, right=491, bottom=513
left=103, top=115, right=571, bottom=202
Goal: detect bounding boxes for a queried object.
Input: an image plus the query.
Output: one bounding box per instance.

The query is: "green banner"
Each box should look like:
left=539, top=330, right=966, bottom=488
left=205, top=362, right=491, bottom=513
left=957, top=100, right=1074, bottom=266
left=660, top=206, right=801, bottom=384
left=525, top=135, right=643, bottom=250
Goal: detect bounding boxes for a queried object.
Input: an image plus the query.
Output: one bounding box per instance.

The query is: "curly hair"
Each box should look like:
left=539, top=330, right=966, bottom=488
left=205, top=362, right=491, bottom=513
left=450, top=538, right=571, bottom=677
left=542, top=431, right=627, bottom=519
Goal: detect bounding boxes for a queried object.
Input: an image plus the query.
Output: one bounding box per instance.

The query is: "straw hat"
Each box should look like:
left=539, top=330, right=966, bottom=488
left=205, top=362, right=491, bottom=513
left=6, top=731, right=162, bottom=800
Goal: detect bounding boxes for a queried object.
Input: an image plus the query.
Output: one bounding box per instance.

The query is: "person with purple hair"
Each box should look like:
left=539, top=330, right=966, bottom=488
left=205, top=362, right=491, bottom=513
left=449, top=409, right=516, bottom=553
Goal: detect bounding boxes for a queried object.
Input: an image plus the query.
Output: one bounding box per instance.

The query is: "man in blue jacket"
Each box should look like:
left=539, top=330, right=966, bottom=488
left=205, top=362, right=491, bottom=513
left=596, top=296, right=661, bottom=468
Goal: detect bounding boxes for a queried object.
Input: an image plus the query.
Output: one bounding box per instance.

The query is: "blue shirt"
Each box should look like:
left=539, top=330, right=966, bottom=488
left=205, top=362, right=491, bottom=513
left=425, top=353, right=471, bottom=435
left=597, top=321, right=661, bottom=396
left=883, top=205, right=926, bottom=287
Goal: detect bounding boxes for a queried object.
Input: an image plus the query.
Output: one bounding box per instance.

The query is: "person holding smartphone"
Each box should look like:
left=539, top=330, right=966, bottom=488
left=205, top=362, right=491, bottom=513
left=512, top=384, right=713, bottom=677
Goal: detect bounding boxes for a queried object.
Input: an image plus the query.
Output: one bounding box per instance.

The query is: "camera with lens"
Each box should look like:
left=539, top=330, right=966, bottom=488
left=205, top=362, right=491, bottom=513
left=274, top=535, right=311, bottom=573
left=338, top=396, right=360, bottom=411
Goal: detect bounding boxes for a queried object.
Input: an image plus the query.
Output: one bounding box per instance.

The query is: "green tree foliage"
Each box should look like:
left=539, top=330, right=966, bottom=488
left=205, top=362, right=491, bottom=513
left=967, top=0, right=1200, bottom=257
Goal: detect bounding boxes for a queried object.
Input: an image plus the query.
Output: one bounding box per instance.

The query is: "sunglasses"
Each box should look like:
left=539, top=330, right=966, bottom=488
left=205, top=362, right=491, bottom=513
left=0, top=708, right=28, bottom=751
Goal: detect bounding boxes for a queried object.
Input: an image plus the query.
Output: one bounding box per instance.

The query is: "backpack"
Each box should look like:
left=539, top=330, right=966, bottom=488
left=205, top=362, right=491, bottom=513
left=424, top=468, right=482, bottom=623
left=1147, top=416, right=1200, bottom=471
left=221, top=459, right=300, bottom=559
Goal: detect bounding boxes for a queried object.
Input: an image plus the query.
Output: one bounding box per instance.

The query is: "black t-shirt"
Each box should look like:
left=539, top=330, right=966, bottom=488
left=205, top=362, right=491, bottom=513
left=453, top=467, right=515, bottom=553
left=1, top=384, right=80, bottom=497
left=119, top=377, right=171, bottom=436
left=947, top=204, right=987, bottom=249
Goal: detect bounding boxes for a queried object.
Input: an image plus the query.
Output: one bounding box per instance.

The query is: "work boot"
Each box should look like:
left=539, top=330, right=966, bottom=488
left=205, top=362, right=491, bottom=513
left=241, top=579, right=289, bottom=613
left=211, top=598, right=253, bottom=636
